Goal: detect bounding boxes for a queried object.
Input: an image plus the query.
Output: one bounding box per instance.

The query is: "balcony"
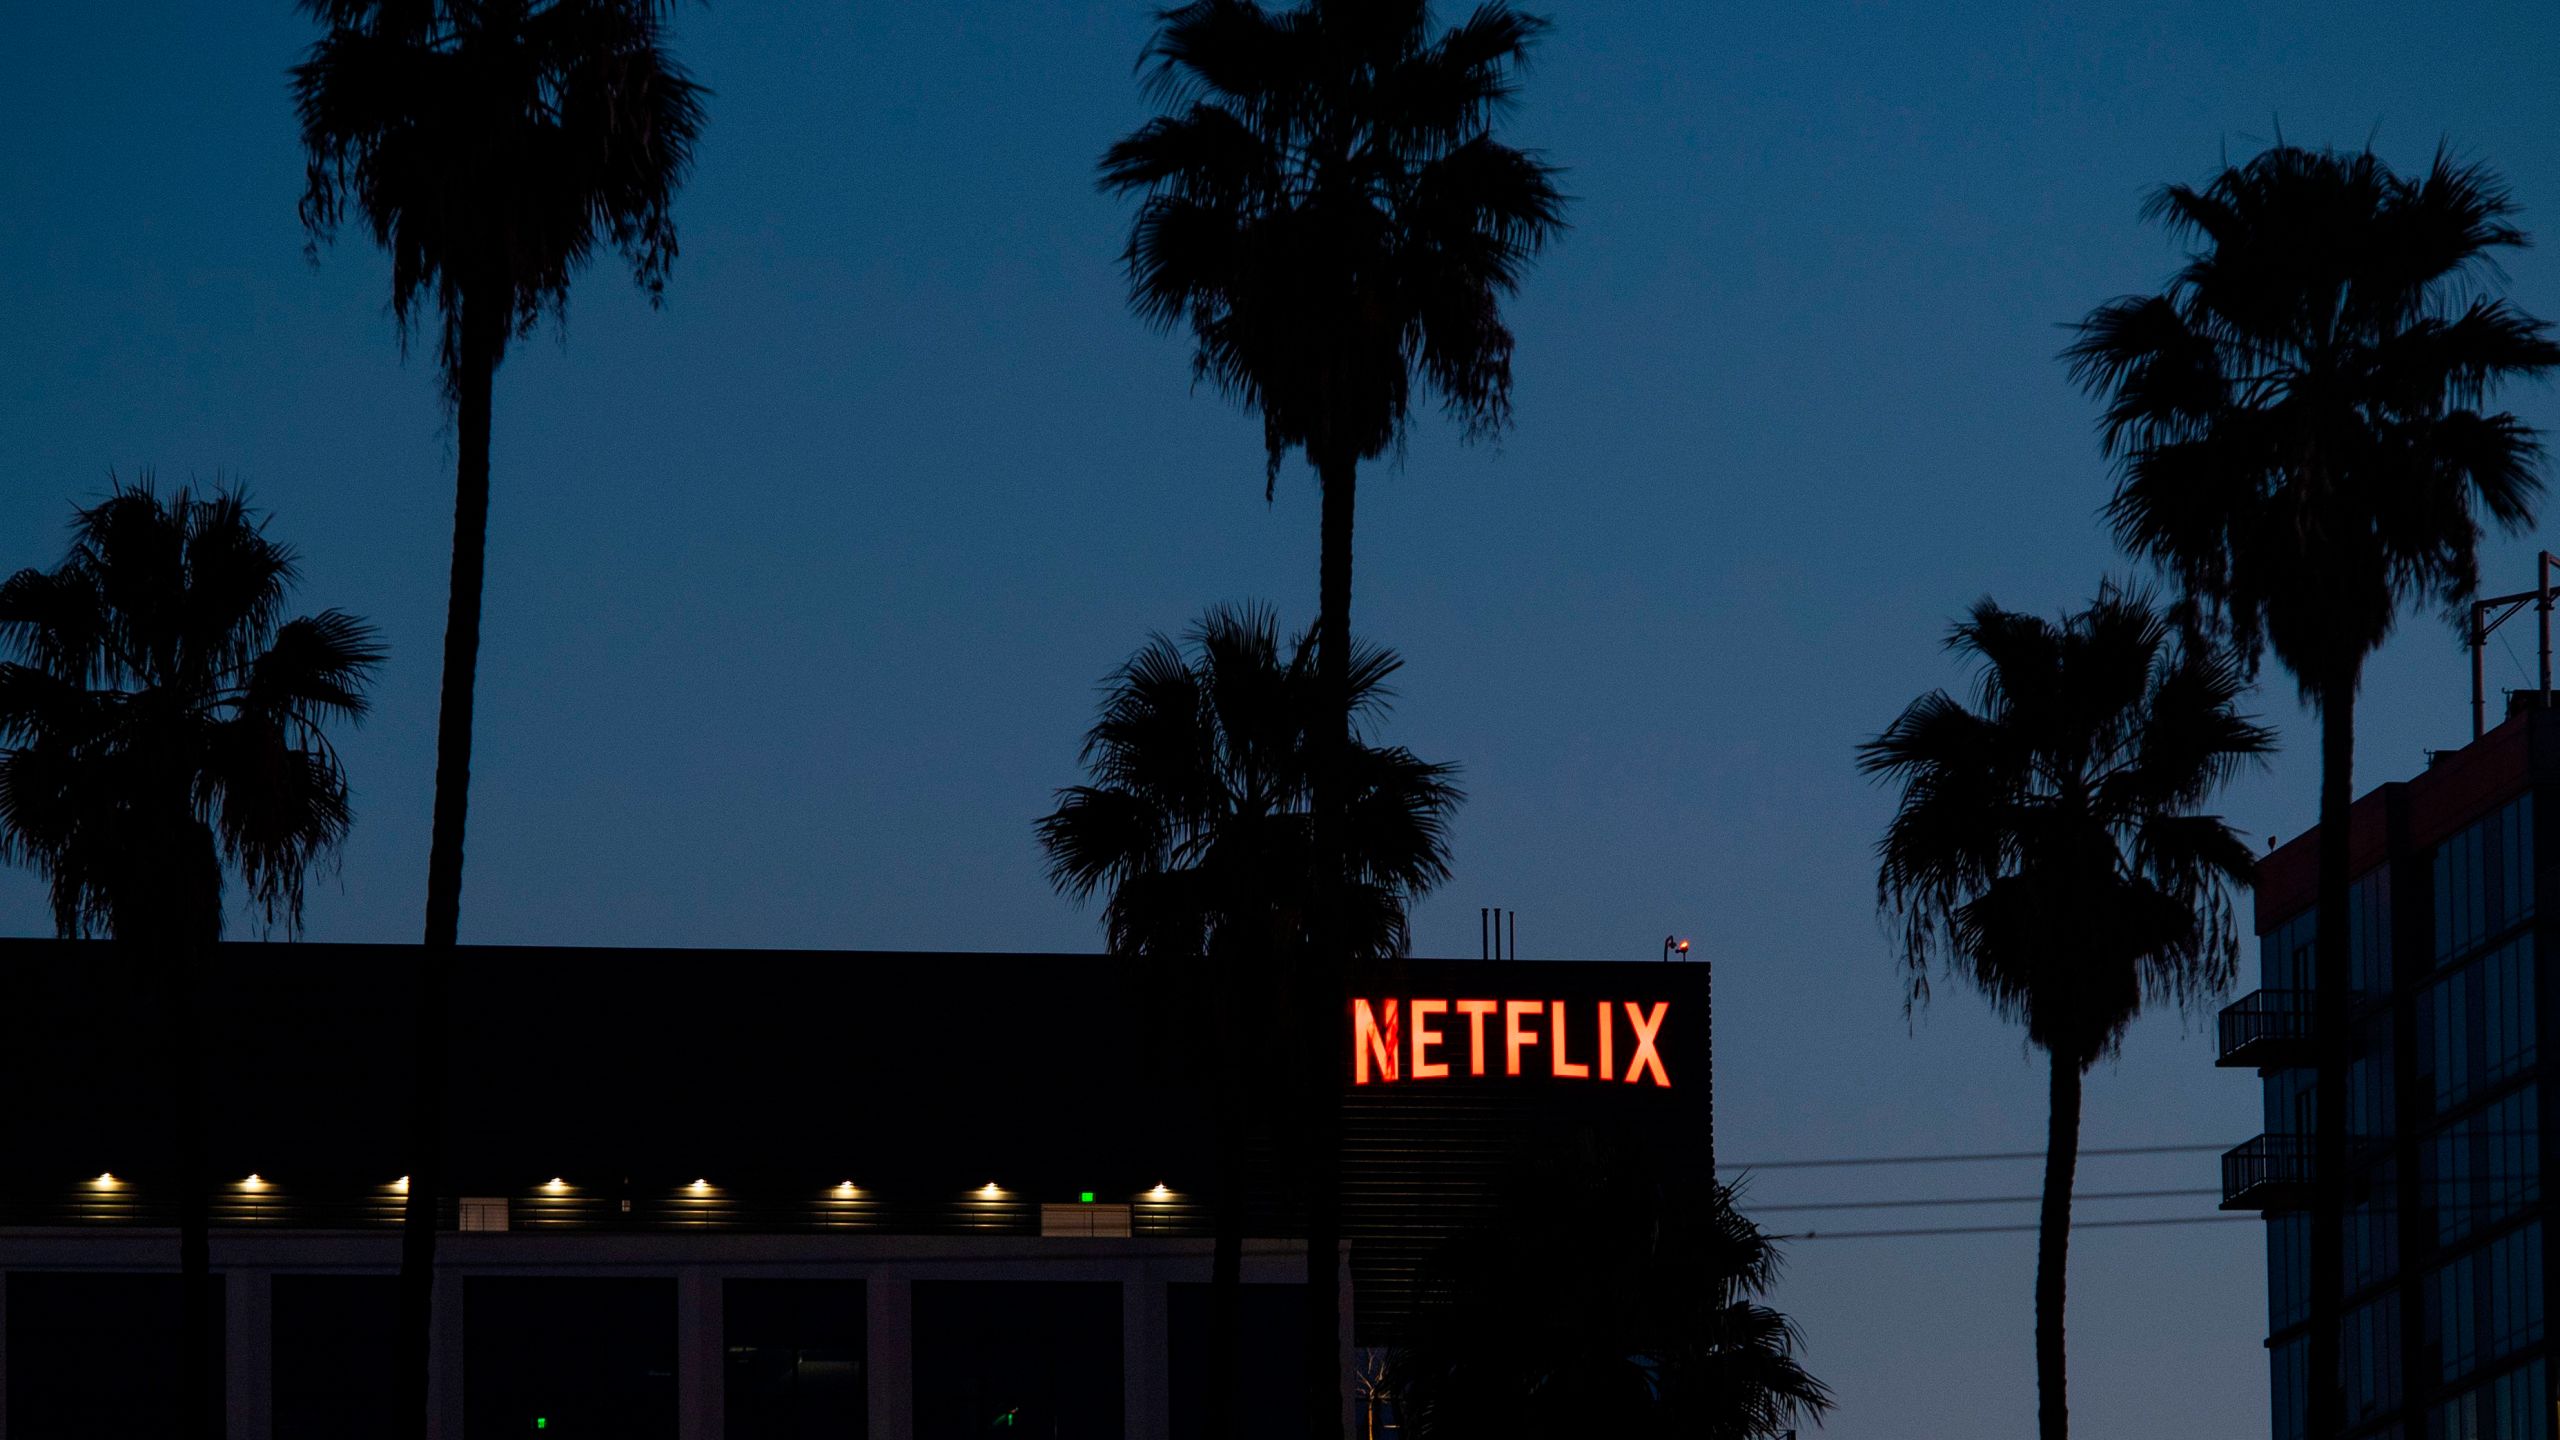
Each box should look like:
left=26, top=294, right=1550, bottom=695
left=2215, top=988, right=2311, bottom=1068
left=2221, top=1135, right=2314, bottom=1210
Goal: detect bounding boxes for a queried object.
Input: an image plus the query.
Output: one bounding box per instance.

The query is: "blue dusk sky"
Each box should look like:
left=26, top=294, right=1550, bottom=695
left=4, top=3, right=2557, bottom=1435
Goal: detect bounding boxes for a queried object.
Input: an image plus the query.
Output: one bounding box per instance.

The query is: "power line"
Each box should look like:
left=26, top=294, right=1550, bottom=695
left=1779, top=1214, right=2259, bottom=1242
left=1726, top=1142, right=2231, bottom=1171
left=1752, top=1187, right=2219, bottom=1213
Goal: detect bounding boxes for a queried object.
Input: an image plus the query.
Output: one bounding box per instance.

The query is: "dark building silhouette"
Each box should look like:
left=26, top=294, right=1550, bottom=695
left=2222, top=702, right=2556, bottom=1440
left=0, top=946, right=1708, bottom=1438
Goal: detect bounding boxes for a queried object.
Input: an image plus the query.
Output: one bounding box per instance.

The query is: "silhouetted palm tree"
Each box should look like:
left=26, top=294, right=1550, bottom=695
left=1040, top=603, right=1460, bottom=1440
left=1861, top=590, right=2267, bottom=1440
left=0, top=481, right=381, bottom=1440
left=1390, top=1156, right=1830, bottom=1440
left=291, top=4, right=703, bottom=1429
left=1101, top=9, right=1562, bottom=1421
left=2066, top=145, right=2559, bottom=1431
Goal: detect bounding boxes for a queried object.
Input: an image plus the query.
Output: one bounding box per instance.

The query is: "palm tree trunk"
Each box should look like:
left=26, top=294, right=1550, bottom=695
left=2036, top=1051, right=2082, bottom=1440
left=142, top=818, right=219, bottom=1439
left=398, top=283, right=504, bottom=1440
left=1307, top=451, right=1358, bottom=1440
left=2305, top=679, right=2356, bottom=1439
left=1206, top=1073, right=1244, bottom=1440
left=152, top=893, right=214, bottom=1440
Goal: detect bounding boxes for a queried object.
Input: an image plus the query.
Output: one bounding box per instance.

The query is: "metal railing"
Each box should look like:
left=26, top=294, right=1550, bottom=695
left=2215, top=988, right=2311, bottom=1067
left=2221, top=1134, right=2315, bottom=1209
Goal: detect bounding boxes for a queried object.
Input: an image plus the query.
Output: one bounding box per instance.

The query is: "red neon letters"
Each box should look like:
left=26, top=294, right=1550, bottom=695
left=1350, top=998, right=1671, bottom=1087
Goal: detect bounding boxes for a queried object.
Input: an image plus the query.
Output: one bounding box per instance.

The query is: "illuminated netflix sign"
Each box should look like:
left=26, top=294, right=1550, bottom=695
left=1350, top=998, right=1672, bottom=1088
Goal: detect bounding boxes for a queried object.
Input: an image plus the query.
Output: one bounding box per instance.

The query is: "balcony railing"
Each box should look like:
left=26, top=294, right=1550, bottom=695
left=2221, top=1134, right=2315, bottom=1210
left=2215, top=988, right=2311, bottom=1069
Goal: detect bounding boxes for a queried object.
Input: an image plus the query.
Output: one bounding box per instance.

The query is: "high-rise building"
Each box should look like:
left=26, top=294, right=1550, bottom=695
left=2222, top=702, right=2552, bottom=1440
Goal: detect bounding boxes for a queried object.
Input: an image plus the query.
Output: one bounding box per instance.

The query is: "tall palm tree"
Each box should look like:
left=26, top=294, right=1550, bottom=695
left=1039, top=603, right=1461, bottom=1440
left=0, top=481, right=382, bottom=1439
left=291, top=4, right=704, bottom=1429
left=1100, top=8, right=1562, bottom=1422
left=2066, top=145, right=2559, bottom=1432
left=1861, top=590, right=2267, bottom=1440
left=1390, top=1157, right=1831, bottom=1440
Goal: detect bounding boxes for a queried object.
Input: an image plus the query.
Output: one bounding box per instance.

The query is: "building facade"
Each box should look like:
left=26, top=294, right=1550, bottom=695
left=2224, top=706, right=2556, bottom=1440
left=0, top=946, right=1710, bottom=1439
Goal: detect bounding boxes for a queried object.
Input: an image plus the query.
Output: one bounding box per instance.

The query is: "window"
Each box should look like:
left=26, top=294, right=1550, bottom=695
left=275, top=1276, right=398, bottom=1440
left=2350, top=1016, right=2396, bottom=1141
left=2268, top=1213, right=2312, bottom=1332
left=912, top=1283, right=1122, bottom=1440
left=2259, top=866, right=2390, bottom=994
left=726, top=1280, right=866, bottom=1440
left=2350, top=866, right=2394, bottom=992
left=2343, top=1293, right=2403, bottom=1424
left=5, top=1272, right=223, bottom=1439
left=1167, top=1284, right=1309, bottom=1440
left=2437, top=795, right=2535, bottom=963
left=2431, top=1358, right=2551, bottom=1440
left=2427, top=1223, right=2546, bottom=1384
left=2425, top=1086, right=2543, bottom=1246
left=2347, top=1161, right=2400, bottom=1293
left=2419, top=935, right=2538, bottom=1115
left=464, top=1278, right=677, bottom=1440
left=2263, top=909, right=2315, bottom=992
left=2271, top=1334, right=2308, bottom=1440
left=2266, top=1066, right=2315, bottom=1137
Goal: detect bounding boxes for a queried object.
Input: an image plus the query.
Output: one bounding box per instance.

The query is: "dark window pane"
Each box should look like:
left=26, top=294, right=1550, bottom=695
left=2437, top=795, right=2535, bottom=963
left=5, top=1272, right=223, bottom=1439
left=276, top=1275, right=399, bottom=1439
left=726, top=1279, right=867, bottom=1439
left=465, top=1277, right=677, bottom=1440
left=913, top=1282, right=1121, bottom=1440
left=1167, top=1283, right=1307, bottom=1440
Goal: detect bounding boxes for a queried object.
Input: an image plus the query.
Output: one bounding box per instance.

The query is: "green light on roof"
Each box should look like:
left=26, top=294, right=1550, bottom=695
left=1079, top=1191, right=1095, bottom=1204
left=535, top=1420, right=547, bottom=1431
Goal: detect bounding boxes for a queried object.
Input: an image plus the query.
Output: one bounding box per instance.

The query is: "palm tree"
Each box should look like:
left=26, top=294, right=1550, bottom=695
left=1390, top=1155, right=1831, bottom=1440
left=0, top=480, right=382, bottom=1439
left=2066, top=145, right=2560, bottom=1432
left=1100, top=8, right=1562, bottom=1421
left=1861, top=590, right=2267, bottom=1440
left=290, top=4, right=704, bottom=1429
left=1039, top=603, right=1461, bottom=1440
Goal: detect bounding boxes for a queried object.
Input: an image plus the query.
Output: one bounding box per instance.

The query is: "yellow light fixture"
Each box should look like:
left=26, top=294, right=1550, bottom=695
left=979, top=1181, right=1003, bottom=1196
left=392, top=1175, right=410, bottom=1192
left=91, top=1172, right=117, bottom=1189
left=833, top=1181, right=858, bottom=1195
left=542, top=1177, right=568, bottom=1192
left=1147, top=1183, right=1172, bottom=1199
left=687, top=1178, right=712, bottom=1193
left=241, top=1174, right=267, bottom=1190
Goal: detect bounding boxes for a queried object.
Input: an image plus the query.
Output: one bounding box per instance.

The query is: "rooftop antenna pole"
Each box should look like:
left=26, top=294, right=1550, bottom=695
left=2475, top=599, right=2491, bottom=740
left=2539, top=550, right=2555, bottom=701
